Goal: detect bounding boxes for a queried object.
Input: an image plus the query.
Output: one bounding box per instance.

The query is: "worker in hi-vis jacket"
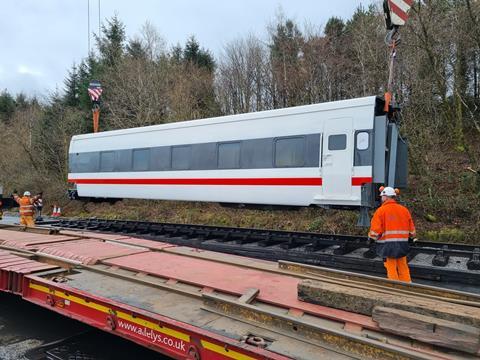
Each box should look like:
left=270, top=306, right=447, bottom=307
left=368, top=186, right=417, bottom=282
left=13, top=191, right=41, bottom=228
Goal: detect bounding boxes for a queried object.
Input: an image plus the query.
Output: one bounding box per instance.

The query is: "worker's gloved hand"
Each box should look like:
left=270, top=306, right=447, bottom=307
left=408, top=237, right=419, bottom=246
left=366, top=237, right=375, bottom=246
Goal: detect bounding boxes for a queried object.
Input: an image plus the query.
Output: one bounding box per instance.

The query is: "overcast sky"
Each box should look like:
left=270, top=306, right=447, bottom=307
left=1, top=0, right=374, bottom=97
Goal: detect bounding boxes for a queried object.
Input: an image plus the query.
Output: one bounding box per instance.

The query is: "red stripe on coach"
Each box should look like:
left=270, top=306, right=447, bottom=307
left=68, top=177, right=324, bottom=186
left=351, top=177, right=373, bottom=186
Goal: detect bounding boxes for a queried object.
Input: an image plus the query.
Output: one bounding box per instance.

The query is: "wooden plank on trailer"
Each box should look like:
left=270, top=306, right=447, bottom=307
left=280, top=260, right=480, bottom=306
left=372, top=306, right=480, bottom=354
left=298, top=279, right=480, bottom=328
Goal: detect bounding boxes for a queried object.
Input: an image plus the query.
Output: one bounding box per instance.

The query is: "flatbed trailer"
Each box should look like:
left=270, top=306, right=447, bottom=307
left=0, top=225, right=479, bottom=359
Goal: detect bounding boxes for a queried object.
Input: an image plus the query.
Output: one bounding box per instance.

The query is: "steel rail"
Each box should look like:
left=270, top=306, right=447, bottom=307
left=42, top=218, right=480, bottom=286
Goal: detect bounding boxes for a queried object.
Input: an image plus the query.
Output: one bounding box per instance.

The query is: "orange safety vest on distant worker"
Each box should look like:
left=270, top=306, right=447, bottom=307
left=368, top=198, right=416, bottom=258
left=18, top=196, right=35, bottom=217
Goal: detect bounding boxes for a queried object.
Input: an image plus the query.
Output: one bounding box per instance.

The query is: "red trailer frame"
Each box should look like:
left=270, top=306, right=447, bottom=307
left=23, top=275, right=291, bottom=360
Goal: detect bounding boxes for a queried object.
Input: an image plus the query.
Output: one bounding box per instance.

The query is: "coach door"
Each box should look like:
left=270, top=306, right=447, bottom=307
left=321, top=118, right=353, bottom=200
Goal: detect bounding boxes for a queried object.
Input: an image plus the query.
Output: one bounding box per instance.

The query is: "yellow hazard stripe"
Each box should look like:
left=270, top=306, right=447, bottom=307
left=201, top=340, right=257, bottom=360
left=30, top=283, right=110, bottom=312
left=29, top=283, right=190, bottom=342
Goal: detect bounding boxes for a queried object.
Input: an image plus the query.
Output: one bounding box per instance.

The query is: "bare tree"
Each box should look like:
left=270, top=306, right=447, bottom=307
left=216, top=35, right=271, bottom=114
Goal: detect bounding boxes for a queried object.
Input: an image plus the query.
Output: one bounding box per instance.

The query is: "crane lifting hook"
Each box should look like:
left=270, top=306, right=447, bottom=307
left=385, top=26, right=401, bottom=48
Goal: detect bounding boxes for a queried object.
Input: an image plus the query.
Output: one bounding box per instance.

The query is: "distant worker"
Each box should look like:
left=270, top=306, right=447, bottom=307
left=368, top=186, right=417, bottom=282
left=13, top=191, right=42, bottom=228
left=34, top=194, right=44, bottom=222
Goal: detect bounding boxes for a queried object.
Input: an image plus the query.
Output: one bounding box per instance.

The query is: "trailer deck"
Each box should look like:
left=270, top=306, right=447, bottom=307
left=0, top=225, right=479, bottom=359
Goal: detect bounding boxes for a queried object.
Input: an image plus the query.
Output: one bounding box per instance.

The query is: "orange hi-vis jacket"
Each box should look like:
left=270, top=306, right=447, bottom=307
left=16, top=196, right=35, bottom=217
left=368, top=198, right=416, bottom=258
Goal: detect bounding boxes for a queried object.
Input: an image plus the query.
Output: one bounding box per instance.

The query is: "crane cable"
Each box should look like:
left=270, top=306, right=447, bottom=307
left=384, top=26, right=401, bottom=113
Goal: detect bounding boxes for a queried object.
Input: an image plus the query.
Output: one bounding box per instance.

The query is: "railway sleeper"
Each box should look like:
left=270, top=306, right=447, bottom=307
left=304, top=242, right=331, bottom=252
left=362, top=246, right=377, bottom=259
left=467, top=249, right=480, bottom=270
left=432, top=247, right=450, bottom=267
left=333, top=242, right=357, bottom=255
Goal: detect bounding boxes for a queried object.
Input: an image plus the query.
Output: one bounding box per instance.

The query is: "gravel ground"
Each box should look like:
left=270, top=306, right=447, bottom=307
left=0, top=292, right=88, bottom=359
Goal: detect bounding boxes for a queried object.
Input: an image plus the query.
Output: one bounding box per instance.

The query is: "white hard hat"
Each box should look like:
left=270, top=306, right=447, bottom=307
left=23, top=191, right=31, bottom=196
left=379, top=186, right=396, bottom=197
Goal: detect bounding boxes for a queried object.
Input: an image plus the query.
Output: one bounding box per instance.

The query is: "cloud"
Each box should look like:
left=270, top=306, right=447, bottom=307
left=2, top=0, right=372, bottom=96
left=17, top=65, right=43, bottom=77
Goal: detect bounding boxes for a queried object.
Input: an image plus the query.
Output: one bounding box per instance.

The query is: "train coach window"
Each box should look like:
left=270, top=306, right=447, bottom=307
left=328, top=134, right=347, bottom=151
left=192, top=143, right=217, bottom=170
left=133, top=149, right=150, bottom=171
left=71, top=152, right=99, bottom=173
left=218, top=142, right=241, bottom=169
left=356, top=132, right=369, bottom=150
left=115, top=150, right=132, bottom=172
left=354, top=130, right=373, bottom=166
left=100, top=151, right=115, bottom=172
left=241, top=138, right=273, bottom=169
left=274, top=137, right=305, bottom=167
left=172, top=145, right=191, bottom=170
left=150, top=147, right=171, bottom=171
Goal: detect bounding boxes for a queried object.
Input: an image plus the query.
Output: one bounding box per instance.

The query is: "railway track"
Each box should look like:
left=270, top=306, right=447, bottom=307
left=41, top=218, right=480, bottom=287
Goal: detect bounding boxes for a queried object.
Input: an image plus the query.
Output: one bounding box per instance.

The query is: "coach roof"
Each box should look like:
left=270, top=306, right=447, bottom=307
left=72, top=96, right=377, bottom=141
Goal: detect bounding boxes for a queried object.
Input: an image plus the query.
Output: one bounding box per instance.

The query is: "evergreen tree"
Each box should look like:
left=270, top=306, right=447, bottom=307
left=95, top=15, right=126, bottom=67
left=171, top=43, right=183, bottom=64
left=183, top=36, right=215, bottom=72
left=63, top=63, right=80, bottom=107
left=269, top=18, right=305, bottom=107
left=126, top=38, right=147, bottom=59
left=15, top=92, right=29, bottom=109
left=0, top=90, right=16, bottom=122
left=325, top=17, right=345, bottom=38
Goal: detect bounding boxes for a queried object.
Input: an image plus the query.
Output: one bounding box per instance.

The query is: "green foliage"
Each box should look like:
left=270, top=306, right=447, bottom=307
left=324, top=17, right=345, bottom=38
left=307, top=218, right=323, bottom=232
left=63, top=63, right=80, bottom=107
left=270, top=19, right=303, bottom=60
left=424, top=228, right=466, bottom=243
left=182, top=36, right=215, bottom=72
left=171, top=43, right=183, bottom=63
left=95, top=14, right=126, bottom=67
left=269, top=18, right=305, bottom=107
left=126, top=38, right=147, bottom=59
left=15, top=93, right=29, bottom=109
left=345, top=4, right=377, bottom=32
left=0, top=90, right=16, bottom=122
left=424, top=214, right=438, bottom=222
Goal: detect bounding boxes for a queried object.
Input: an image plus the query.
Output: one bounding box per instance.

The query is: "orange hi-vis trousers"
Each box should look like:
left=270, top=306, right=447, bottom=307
left=384, top=256, right=411, bottom=282
left=20, top=215, right=36, bottom=228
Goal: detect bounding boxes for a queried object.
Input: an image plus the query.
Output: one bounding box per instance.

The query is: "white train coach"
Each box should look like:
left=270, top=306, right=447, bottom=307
left=68, top=96, right=407, bottom=224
